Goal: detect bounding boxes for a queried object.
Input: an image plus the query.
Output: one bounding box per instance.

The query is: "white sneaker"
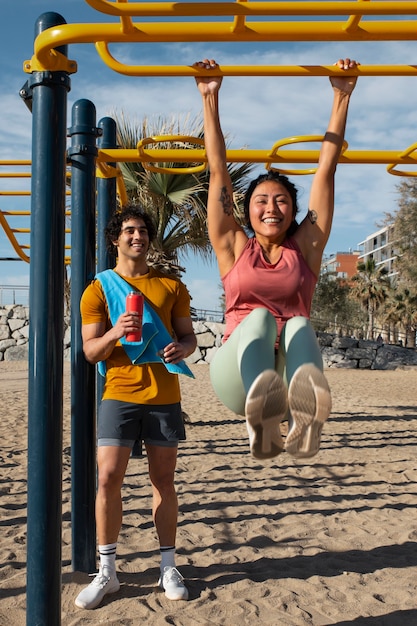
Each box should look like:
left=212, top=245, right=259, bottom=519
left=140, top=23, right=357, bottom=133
left=158, top=566, right=189, bottom=601
left=244, top=369, right=288, bottom=459
left=75, top=567, right=120, bottom=609
left=286, top=364, right=332, bottom=459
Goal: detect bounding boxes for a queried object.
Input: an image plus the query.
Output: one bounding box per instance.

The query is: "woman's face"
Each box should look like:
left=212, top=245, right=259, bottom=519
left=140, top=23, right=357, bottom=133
left=249, top=180, right=294, bottom=240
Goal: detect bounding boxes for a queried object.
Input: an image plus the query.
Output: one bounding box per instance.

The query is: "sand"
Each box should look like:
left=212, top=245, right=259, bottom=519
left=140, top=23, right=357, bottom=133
left=0, top=361, right=416, bottom=625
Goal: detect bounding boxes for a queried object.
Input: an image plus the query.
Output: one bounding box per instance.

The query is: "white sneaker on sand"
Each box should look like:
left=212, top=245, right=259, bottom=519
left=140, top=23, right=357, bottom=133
left=158, top=566, right=189, bottom=601
left=286, top=364, right=332, bottom=459
left=75, top=567, right=120, bottom=609
left=244, top=369, right=288, bottom=460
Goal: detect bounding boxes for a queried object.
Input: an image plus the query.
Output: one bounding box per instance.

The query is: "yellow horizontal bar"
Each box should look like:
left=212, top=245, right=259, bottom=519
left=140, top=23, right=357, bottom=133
left=85, top=1, right=417, bottom=18
left=0, top=191, right=71, bottom=196
left=26, top=18, right=417, bottom=71
left=97, top=146, right=417, bottom=167
left=95, top=48, right=417, bottom=77
left=0, top=191, right=31, bottom=196
left=0, top=173, right=31, bottom=178
left=0, top=210, right=71, bottom=217
left=0, top=211, right=31, bottom=216
left=0, top=160, right=31, bottom=166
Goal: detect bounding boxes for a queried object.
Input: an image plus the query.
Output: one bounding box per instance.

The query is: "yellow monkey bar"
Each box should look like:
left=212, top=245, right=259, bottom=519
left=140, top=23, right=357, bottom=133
left=0, top=157, right=131, bottom=264
left=5, top=1, right=417, bottom=264
left=0, top=161, right=72, bottom=264
left=84, top=0, right=417, bottom=18
left=24, top=1, right=417, bottom=74
left=97, top=137, right=417, bottom=174
left=5, top=136, right=417, bottom=263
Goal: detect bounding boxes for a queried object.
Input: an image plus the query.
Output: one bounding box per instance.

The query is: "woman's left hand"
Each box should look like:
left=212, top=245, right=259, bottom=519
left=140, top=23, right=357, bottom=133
left=330, top=58, right=360, bottom=94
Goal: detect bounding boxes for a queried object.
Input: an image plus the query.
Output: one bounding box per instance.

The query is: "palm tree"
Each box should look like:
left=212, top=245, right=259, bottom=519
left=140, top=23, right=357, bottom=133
left=350, top=258, right=391, bottom=340
left=311, top=273, right=366, bottom=335
left=384, top=286, right=417, bottom=347
left=113, top=112, right=255, bottom=277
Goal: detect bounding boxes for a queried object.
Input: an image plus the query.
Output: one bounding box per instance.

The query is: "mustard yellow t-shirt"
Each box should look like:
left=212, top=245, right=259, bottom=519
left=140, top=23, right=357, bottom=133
left=80, top=268, right=192, bottom=405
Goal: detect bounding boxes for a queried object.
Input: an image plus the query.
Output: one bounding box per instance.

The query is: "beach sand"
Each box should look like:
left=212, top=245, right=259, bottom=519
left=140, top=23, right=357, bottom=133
left=0, top=361, right=416, bottom=625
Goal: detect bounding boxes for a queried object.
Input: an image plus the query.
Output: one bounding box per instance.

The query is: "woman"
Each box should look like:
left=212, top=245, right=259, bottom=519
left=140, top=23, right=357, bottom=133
left=194, top=57, right=359, bottom=460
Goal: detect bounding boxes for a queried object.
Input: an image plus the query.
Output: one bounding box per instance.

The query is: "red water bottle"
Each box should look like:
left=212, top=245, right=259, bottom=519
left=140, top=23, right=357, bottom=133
left=125, top=291, right=144, bottom=342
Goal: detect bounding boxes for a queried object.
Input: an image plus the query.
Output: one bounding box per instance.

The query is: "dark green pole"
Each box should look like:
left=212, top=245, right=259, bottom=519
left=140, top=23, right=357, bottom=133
left=68, top=99, right=99, bottom=573
left=25, top=12, right=70, bottom=626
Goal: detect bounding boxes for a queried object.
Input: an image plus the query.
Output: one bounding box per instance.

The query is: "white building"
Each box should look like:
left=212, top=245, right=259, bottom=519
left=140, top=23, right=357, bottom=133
left=357, top=224, right=398, bottom=280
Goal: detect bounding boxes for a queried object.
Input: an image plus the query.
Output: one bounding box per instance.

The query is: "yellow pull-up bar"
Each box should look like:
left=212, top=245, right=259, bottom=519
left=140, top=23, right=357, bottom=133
left=84, top=1, right=417, bottom=19
left=24, top=0, right=417, bottom=74
left=94, top=135, right=417, bottom=176
left=94, top=55, right=417, bottom=77
left=9, top=1, right=416, bottom=266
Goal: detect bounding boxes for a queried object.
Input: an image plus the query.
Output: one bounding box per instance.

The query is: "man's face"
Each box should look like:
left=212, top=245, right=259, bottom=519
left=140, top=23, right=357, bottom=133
left=114, top=218, right=150, bottom=260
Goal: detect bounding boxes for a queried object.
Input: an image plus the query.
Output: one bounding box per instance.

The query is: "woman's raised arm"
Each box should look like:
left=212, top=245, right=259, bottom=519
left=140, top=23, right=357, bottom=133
left=194, top=60, right=246, bottom=276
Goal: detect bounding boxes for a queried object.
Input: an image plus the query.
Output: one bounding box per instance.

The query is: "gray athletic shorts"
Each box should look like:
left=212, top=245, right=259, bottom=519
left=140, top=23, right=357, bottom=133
left=98, top=399, right=185, bottom=449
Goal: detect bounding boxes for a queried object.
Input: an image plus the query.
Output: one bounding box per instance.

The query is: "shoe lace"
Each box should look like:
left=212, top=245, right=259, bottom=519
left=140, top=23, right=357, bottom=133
left=89, top=570, right=111, bottom=589
left=164, top=567, right=184, bottom=585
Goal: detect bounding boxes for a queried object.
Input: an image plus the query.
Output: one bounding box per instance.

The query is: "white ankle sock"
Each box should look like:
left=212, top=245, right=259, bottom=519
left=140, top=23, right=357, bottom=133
left=160, top=546, right=175, bottom=572
left=99, top=543, right=117, bottom=574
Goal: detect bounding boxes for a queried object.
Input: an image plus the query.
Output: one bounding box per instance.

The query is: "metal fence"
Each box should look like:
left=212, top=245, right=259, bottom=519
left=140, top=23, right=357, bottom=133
left=192, top=308, right=224, bottom=323
left=0, top=285, right=29, bottom=306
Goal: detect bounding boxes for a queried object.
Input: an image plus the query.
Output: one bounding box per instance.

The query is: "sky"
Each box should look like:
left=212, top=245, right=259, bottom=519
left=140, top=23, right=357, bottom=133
left=1, top=1, right=417, bottom=311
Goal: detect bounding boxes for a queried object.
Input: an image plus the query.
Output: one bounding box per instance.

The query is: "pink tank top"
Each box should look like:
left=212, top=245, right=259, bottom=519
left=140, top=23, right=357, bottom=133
left=222, top=237, right=317, bottom=344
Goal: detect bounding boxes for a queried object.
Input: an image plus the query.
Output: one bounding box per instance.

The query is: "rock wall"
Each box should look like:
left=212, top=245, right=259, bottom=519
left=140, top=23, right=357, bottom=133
left=186, top=322, right=417, bottom=370
left=0, top=305, right=30, bottom=362
left=316, top=332, right=417, bottom=370
left=1, top=305, right=416, bottom=370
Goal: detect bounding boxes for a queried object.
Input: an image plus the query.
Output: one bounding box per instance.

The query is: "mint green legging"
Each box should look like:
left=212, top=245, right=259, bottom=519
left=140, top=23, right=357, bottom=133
left=209, top=308, right=323, bottom=416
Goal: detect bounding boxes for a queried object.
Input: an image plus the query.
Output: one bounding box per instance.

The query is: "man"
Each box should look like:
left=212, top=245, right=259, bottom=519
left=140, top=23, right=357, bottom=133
left=75, top=204, right=196, bottom=609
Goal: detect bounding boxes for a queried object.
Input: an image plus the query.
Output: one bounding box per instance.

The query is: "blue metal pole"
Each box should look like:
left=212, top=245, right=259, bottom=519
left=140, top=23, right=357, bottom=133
left=26, top=12, right=70, bottom=626
left=97, top=116, right=117, bottom=272
left=96, top=117, right=117, bottom=405
left=68, top=99, right=99, bottom=573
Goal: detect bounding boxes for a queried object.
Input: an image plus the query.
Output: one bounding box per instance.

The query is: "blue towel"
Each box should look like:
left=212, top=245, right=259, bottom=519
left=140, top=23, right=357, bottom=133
left=95, top=270, right=194, bottom=379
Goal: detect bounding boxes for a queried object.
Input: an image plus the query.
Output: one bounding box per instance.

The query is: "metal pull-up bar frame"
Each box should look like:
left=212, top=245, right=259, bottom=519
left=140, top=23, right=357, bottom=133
left=16, top=4, right=417, bottom=624
left=20, top=0, right=417, bottom=182
left=24, top=1, right=417, bottom=74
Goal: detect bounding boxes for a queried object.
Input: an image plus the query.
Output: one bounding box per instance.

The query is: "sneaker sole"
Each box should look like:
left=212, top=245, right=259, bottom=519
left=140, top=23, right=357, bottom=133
left=286, top=364, right=331, bottom=459
left=158, top=573, right=189, bottom=601
left=74, top=579, right=120, bottom=610
left=163, top=588, right=189, bottom=601
left=245, top=369, right=287, bottom=460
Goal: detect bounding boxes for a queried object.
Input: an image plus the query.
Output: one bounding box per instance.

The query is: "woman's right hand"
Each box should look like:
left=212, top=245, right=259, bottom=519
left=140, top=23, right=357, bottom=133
left=194, top=59, right=223, bottom=95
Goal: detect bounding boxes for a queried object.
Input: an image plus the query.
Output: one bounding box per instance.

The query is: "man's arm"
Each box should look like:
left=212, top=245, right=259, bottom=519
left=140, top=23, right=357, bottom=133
left=82, top=321, right=120, bottom=364
left=82, top=311, right=142, bottom=364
